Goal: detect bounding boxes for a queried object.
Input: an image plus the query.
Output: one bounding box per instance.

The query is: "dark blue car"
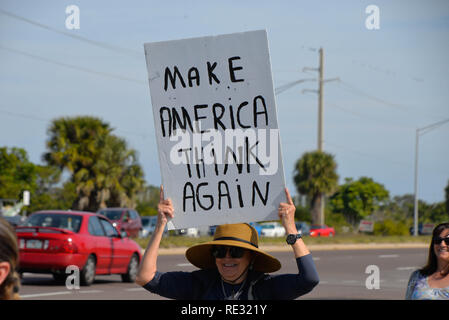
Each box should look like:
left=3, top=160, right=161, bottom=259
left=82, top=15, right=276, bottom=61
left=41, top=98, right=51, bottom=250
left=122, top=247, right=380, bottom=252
left=295, top=221, right=311, bottom=236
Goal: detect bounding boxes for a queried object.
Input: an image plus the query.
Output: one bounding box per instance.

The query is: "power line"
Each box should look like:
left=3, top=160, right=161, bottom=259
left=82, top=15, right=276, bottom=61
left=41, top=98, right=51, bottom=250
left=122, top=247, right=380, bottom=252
left=0, top=45, right=146, bottom=84
left=325, top=101, right=415, bottom=130
left=338, top=80, right=410, bottom=111
left=336, top=80, right=449, bottom=120
left=326, top=141, right=410, bottom=168
left=349, top=58, right=424, bottom=83
left=0, top=9, right=141, bottom=58
left=0, top=107, right=152, bottom=140
left=0, top=108, right=48, bottom=123
left=275, top=78, right=316, bottom=95
left=1, top=42, right=319, bottom=94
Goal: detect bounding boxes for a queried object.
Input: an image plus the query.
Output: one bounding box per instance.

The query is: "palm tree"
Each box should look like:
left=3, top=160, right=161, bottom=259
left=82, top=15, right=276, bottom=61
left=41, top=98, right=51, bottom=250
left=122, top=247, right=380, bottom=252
left=94, top=134, right=144, bottom=209
left=293, top=151, right=339, bottom=225
left=43, top=116, right=144, bottom=212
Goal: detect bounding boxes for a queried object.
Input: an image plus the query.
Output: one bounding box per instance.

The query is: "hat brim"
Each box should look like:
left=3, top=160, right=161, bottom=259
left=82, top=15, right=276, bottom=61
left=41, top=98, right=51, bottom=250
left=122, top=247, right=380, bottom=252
left=186, top=239, right=281, bottom=273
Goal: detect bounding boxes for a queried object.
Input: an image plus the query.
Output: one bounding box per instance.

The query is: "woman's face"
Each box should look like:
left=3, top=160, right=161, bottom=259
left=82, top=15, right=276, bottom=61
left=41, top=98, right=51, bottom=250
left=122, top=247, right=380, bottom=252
left=433, top=228, right=449, bottom=262
left=214, top=246, right=253, bottom=283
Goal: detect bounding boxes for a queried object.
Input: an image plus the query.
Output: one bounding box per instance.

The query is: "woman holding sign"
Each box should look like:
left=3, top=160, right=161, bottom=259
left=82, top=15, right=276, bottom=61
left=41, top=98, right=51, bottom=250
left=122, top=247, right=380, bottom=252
left=136, top=186, right=319, bottom=300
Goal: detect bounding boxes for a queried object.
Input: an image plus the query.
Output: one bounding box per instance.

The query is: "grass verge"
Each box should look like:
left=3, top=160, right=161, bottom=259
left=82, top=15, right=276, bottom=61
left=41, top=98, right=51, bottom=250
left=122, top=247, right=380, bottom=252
left=134, top=234, right=432, bottom=249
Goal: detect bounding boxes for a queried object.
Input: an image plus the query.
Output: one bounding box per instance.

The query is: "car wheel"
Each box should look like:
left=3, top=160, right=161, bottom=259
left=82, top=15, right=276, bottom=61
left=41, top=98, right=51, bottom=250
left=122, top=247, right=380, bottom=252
left=80, top=255, right=96, bottom=286
left=329, top=232, right=334, bottom=237
left=121, top=253, right=139, bottom=283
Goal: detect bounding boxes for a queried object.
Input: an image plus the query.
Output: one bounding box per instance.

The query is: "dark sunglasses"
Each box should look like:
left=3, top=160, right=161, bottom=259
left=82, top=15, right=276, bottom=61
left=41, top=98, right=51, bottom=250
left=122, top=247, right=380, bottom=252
left=433, top=237, right=449, bottom=245
left=211, top=246, right=246, bottom=259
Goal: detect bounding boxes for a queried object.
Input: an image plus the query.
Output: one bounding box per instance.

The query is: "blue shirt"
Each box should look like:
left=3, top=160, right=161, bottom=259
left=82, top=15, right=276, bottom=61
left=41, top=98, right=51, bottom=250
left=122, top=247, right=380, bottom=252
left=406, top=270, right=449, bottom=300
left=143, top=253, right=319, bottom=300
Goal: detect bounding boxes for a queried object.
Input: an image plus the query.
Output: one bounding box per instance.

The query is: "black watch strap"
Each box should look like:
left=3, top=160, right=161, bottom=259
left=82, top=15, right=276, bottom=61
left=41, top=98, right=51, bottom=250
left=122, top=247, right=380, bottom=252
left=286, top=233, right=302, bottom=245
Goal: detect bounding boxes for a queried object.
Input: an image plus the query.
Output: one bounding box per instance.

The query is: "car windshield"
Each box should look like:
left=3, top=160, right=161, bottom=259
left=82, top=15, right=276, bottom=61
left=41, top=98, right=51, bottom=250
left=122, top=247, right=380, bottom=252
left=261, top=224, right=274, bottom=229
left=98, top=210, right=122, bottom=221
left=26, top=213, right=83, bottom=233
left=311, top=225, right=323, bottom=229
left=141, top=217, right=154, bottom=227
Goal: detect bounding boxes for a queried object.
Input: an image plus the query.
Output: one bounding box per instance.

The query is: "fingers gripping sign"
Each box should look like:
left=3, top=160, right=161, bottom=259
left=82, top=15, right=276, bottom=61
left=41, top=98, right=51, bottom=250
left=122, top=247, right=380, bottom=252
left=158, top=185, right=174, bottom=226
left=278, top=188, right=296, bottom=233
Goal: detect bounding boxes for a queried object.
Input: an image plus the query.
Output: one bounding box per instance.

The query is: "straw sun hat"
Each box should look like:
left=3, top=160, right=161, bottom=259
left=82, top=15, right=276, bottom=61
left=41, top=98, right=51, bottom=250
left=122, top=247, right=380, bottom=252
left=185, top=223, right=281, bottom=273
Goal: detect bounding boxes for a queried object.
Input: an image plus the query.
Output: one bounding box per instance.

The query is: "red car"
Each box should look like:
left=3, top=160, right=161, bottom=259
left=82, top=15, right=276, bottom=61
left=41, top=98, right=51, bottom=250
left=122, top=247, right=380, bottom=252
left=310, top=225, right=335, bottom=237
left=16, top=210, right=142, bottom=286
left=97, top=208, right=142, bottom=238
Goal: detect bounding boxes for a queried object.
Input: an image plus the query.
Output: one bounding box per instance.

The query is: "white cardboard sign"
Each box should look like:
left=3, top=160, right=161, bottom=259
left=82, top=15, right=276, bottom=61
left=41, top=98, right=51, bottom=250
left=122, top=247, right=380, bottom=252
left=144, top=30, right=286, bottom=229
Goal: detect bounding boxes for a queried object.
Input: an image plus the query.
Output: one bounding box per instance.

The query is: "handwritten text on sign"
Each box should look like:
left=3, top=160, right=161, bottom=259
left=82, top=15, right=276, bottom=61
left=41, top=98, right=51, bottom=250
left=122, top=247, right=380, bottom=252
left=144, top=30, right=285, bottom=229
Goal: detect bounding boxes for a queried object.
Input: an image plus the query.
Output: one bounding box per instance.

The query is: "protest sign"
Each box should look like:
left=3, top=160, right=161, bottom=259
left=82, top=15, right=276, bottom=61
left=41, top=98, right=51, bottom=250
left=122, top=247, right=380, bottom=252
left=144, top=30, right=286, bottom=229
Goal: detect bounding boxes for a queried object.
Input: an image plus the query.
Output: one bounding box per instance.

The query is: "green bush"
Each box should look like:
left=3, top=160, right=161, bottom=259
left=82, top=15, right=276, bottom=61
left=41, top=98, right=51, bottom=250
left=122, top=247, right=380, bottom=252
left=136, top=205, right=158, bottom=216
left=373, top=219, right=409, bottom=236
left=325, top=210, right=353, bottom=234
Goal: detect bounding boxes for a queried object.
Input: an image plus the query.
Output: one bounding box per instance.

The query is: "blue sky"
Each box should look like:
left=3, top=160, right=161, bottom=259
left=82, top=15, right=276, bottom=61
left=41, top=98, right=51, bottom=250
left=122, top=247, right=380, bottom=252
left=0, top=0, right=448, bottom=204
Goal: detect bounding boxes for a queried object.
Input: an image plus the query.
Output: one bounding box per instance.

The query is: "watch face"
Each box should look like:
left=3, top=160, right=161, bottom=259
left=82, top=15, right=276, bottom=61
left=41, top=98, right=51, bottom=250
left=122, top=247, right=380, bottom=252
left=286, top=234, right=296, bottom=244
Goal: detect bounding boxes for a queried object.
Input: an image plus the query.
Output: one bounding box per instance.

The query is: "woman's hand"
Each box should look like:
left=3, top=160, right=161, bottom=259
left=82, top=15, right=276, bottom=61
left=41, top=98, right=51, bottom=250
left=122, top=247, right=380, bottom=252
left=136, top=185, right=174, bottom=286
left=157, top=185, right=174, bottom=227
left=278, top=188, right=310, bottom=258
left=278, top=188, right=298, bottom=234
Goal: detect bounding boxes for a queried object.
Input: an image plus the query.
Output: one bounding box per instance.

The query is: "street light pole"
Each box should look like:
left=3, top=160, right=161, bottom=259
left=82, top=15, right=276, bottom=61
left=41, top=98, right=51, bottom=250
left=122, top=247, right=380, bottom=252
left=413, top=118, right=449, bottom=236
left=413, top=129, right=419, bottom=237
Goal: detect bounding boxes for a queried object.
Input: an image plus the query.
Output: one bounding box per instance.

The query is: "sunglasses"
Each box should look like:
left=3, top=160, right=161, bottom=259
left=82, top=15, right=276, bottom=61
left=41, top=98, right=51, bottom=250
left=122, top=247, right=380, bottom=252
left=211, top=246, right=246, bottom=259
left=433, top=237, right=449, bottom=246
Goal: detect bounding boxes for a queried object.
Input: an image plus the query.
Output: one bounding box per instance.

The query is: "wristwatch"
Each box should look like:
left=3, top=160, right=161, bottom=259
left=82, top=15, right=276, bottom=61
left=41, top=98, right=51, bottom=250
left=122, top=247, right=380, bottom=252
left=286, top=233, right=302, bottom=245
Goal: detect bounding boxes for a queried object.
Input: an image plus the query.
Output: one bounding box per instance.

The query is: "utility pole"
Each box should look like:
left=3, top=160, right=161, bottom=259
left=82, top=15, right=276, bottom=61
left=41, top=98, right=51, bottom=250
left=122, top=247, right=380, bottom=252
left=318, top=48, right=324, bottom=152
left=304, top=48, right=338, bottom=151
left=303, top=47, right=339, bottom=225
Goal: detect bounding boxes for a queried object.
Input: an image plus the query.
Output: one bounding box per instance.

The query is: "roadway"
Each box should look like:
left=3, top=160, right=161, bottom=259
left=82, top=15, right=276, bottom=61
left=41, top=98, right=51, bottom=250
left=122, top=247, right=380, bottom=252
left=18, top=247, right=428, bottom=300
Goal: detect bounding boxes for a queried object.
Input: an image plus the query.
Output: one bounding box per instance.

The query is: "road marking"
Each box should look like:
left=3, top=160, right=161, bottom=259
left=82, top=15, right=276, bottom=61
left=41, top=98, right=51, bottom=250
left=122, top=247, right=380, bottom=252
left=378, top=254, right=399, bottom=258
left=20, top=291, right=72, bottom=299
left=396, top=266, right=417, bottom=271
left=176, top=263, right=193, bottom=267
left=312, top=257, right=320, bottom=261
left=125, top=287, right=146, bottom=292
left=20, top=289, right=104, bottom=298
left=78, top=290, right=103, bottom=294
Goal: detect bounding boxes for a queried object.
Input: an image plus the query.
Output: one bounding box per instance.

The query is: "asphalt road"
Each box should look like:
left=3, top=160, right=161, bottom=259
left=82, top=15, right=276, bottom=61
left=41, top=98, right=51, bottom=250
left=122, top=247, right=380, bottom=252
left=18, top=247, right=428, bottom=300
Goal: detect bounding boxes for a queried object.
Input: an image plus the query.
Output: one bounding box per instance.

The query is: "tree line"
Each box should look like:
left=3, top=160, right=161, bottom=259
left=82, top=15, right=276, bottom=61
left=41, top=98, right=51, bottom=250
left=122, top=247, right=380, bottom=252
left=0, top=116, right=447, bottom=233
left=293, top=151, right=449, bottom=234
left=0, top=116, right=145, bottom=214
